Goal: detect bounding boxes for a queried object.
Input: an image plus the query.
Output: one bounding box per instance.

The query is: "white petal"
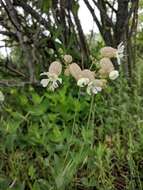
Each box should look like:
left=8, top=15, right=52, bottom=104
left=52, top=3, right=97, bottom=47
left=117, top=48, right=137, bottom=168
left=116, top=42, right=125, bottom=65
left=117, top=54, right=121, bottom=65
left=40, top=72, right=49, bottom=76
left=96, top=87, right=102, bottom=92
left=57, top=78, right=62, bottom=84
left=117, top=42, right=124, bottom=51
left=109, top=70, right=119, bottom=80
left=77, top=78, right=90, bottom=87
left=52, top=81, right=59, bottom=88
left=40, top=79, right=49, bottom=87
left=92, top=88, right=98, bottom=94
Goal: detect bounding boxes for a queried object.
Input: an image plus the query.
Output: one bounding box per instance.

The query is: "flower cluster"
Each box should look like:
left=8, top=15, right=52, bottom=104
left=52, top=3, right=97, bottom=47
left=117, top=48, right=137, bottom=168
left=40, top=43, right=124, bottom=95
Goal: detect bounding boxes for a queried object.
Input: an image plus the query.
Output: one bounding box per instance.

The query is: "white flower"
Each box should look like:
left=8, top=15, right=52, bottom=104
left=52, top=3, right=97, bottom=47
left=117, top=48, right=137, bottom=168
left=109, top=70, right=119, bottom=80
left=100, top=42, right=125, bottom=65
left=40, top=72, right=62, bottom=91
left=86, top=80, right=103, bottom=95
left=40, top=61, right=62, bottom=91
left=116, top=42, right=125, bottom=65
left=0, top=91, right=4, bottom=102
left=77, top=78, right=90, bottom=87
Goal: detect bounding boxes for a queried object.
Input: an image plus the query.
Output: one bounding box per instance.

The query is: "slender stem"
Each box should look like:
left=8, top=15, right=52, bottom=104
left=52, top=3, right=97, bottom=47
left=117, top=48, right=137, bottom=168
left=64, top=88, right=81, bottom=163
left=72, top=88, right=81, bottom=136
left=9, top=178, right=17, bottom=188
left=87, top=95, right=94, bottom=128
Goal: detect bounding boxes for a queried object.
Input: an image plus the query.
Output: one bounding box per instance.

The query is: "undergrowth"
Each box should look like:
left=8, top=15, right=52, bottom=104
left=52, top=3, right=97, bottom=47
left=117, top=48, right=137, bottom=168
left=0, top=62, right=143, bottom=190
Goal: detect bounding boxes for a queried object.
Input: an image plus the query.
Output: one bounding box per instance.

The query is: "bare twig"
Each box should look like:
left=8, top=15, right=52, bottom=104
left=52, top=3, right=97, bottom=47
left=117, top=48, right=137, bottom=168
left=92, top=0, right=114, bottom=27
left=105, top=1, right=117, bottom=13
left=1, top=0, right=35, bottom=82
left=0, top=30, right=17, bottom=40
left=13, top=0, right=51, bottom=29
left=83, top=0, right=102, bottom=36
left=72, top=10, right=90, bottom=66
left=0, top=80, right=40, bottom=87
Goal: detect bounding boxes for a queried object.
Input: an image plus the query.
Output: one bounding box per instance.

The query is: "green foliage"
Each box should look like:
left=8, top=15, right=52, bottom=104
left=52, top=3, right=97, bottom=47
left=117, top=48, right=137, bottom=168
left=1, top=70, right=143, bottom=190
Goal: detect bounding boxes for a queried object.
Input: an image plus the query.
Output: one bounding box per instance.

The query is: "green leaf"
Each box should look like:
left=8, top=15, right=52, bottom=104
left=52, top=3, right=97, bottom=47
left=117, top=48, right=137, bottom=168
left=27, top=99, right=48, bottom=116
left=28, top=165, right=36, bottom=180
left=49, top=127, right=63, bottom=142
left=31, top=92, right=43, bottom=105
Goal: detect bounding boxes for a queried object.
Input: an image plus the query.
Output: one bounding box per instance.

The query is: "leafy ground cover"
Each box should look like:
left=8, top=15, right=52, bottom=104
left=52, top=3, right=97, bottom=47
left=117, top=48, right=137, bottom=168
left=1, top=63, right=143, bottom=190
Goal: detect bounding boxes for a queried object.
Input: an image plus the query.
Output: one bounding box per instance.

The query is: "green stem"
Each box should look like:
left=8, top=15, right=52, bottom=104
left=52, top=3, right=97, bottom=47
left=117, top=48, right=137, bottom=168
left=71, top=88, right=81, bottom=136
left=64, top=88, right=81, bottom=163
left=87, top=95, right=94, bottom=128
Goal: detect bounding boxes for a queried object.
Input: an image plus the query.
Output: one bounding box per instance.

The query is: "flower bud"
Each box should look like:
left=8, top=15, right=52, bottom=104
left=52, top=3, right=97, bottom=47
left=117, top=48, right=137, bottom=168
left=109, top=70, right=119, bottom=80
left=63, top=54, right=73, bottom=64
left=49, top=48, right=54, bottom=55
left=58, top=48, right=64, bottom=54
left=40, top=79, right=49, bottom=88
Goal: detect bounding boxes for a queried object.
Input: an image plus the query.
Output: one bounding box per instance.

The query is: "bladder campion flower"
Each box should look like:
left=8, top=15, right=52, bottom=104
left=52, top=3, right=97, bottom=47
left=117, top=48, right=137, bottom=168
left=80, top=69, right=95, bottom=81
left=100, top=42, right=124, bottom=65
left=63, top=54, right=73, bottom=64
left=40, top=43, right=123, bottom=94
left=99, top=58, right=114, bottom=78
left=87, top=79, right=107, bottom=95
left=40, top=61, right=62, bottom=91
left=69, top=65, right=95, bottom=87
left=0, top=91, right=4, bottom=102
left=109, top=70, right=119, bottom=80
left=77, top=69, right=95, bottom=87
left=77, top=78, right=90, bottom=87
